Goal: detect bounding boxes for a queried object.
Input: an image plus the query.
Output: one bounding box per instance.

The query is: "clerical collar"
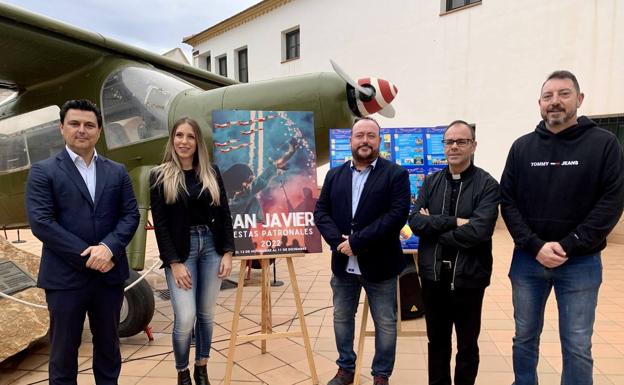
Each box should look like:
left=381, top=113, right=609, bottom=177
left=446, top=163, right=475, bottom=181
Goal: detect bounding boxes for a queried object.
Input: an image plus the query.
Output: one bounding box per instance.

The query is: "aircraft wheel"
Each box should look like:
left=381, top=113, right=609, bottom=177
left=118, top=269, right=155, bottom=337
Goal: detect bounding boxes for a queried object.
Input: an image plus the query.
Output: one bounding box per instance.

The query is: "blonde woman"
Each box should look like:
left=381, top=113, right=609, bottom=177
left=150, top=117, right=234, bottom=385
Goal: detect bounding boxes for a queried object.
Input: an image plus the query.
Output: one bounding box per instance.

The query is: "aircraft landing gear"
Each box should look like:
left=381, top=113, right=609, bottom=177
left=118, top=269, right=155, bottom=338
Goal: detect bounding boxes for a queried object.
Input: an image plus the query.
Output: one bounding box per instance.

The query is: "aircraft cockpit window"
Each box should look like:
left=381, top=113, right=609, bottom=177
left=0, top=87, right=18, bottom=106
left=101, top=67, right=195, bottom=149
left=0, top=106, right=63, bottom=174
left=0, top=135, right=28, bottom=172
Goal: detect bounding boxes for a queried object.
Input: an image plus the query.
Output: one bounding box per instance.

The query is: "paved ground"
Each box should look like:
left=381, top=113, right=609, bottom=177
left=1, top=228, right=623, bottom=385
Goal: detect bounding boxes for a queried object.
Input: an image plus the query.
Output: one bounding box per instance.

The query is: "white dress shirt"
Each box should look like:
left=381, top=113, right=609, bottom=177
left=65, top=145, right=97, bottom=202
left=65, top=146, right=114, bottom=256
left=346, top=158, right=378, bottom=275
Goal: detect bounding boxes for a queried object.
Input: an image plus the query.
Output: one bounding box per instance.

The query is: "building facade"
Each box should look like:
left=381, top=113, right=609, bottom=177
left=184, top=0, right=624, bottom=181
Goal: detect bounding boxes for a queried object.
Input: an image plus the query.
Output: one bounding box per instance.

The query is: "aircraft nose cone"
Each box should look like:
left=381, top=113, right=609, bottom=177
left=356, top=77, right=398, bottom=116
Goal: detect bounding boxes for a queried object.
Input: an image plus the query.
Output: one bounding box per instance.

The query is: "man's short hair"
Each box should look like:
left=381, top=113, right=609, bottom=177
left=445, top=119, right=475, bottom=140
left=60, top=99, right=102, bottom=128
left=352, top=116, right=381, bottom=134
left=542, top=70, right=581, bottom=94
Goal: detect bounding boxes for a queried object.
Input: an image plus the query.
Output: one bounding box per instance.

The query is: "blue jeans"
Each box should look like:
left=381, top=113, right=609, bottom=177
left=330, top=274, right=398, bottom=378
left=509, top=249, right=602, bottom=385
left=165, top=226, right=223, bottom=370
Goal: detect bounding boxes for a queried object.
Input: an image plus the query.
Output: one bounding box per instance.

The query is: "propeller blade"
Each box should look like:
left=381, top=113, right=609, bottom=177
left=330, top=59, right=374, bottom=98
left=354, top=77, right=398, bottom=117
left=377, top=104, right=396, bottom=118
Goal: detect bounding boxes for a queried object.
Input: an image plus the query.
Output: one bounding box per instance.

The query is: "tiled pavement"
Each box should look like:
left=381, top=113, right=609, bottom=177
left=1, top=228, right=624, bottom=385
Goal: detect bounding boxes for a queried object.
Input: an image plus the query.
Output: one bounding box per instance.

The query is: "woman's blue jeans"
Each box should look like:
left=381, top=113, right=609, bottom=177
left=165, top=225, right=223, bottom=370
left=509, top=249, right=601, bottom=385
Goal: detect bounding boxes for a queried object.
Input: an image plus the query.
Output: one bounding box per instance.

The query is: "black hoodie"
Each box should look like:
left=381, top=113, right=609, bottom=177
left=501, top=116, right=624, bottom=257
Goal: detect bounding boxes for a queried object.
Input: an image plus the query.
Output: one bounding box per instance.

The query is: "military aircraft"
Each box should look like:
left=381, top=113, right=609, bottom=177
left=0, top=1, right=398, bottom=351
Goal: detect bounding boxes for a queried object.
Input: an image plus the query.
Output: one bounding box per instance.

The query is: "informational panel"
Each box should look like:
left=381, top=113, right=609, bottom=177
left=213, top=110, right=322, bottom=256
left=0, top=260, right=36, bottom=295
left=329, top=126, right=447, bottom=249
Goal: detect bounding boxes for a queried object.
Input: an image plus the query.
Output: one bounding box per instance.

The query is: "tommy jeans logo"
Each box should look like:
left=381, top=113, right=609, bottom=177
left=530, top=160, right=579, bottom=167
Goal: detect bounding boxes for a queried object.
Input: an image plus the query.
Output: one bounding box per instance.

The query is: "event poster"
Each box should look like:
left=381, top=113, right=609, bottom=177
left=329, top=126, right=447, bottom=250
left=212, top=110, right=322, bottom=256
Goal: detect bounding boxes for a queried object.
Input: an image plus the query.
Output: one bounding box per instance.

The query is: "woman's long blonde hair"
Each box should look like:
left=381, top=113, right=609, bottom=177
left=151, top=117, right=221, bottom=205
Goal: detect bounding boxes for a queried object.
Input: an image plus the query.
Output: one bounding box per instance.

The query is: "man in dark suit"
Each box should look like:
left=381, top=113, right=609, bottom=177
left=314, top=117, right=410, bottom=385
left=26, top=99, right=140, bottom=385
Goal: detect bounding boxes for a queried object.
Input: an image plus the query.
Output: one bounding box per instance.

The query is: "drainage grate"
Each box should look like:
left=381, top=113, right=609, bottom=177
left=156, top=289, right=171, bottom=300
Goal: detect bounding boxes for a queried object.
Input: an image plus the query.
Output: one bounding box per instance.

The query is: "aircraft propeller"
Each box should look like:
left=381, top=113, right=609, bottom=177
left=330, top=60, right=397, bottom=118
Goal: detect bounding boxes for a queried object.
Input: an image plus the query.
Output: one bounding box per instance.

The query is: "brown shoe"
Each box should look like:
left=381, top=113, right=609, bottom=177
left=327, top=368, right=355, bottom=385
left=373, top=375, right=389, bottom=385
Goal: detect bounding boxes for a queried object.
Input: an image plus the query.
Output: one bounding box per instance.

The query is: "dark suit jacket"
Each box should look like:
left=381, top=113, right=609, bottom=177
left=149, top=165, right=235, bottom=267
left=314, top=157, right=411, bottom=282
left=26, top=150, right=140, bottom=290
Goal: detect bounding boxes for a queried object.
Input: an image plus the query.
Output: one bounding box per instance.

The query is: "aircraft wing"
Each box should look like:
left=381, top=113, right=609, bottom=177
left=0, top=2, right=235, bottom=93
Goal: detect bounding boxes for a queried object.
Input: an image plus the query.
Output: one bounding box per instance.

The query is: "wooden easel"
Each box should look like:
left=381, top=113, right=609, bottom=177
left=223, top=254, right=318, bottom=384
left=353, top=252, right=425, bottom=385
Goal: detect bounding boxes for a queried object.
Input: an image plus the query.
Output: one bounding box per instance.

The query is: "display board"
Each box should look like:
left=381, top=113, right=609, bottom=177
left=329, top=126, right=447, bottom=249
left=213, top=110, right=322, bottom=256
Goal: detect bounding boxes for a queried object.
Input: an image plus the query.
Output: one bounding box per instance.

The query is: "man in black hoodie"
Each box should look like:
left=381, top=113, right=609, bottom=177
left=409, top=120, right=500, bottom=385
left=501, top=70, right=624, bottom=385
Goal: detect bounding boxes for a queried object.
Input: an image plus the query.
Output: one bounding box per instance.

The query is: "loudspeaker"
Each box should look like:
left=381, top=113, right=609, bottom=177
left=399, top=263, right=425, bottom=320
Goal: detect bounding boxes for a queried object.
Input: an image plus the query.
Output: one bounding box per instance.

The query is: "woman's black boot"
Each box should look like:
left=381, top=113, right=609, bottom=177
left=193, top=364, right=210, bottom=385
left=178, top=368, right=192, bottom=385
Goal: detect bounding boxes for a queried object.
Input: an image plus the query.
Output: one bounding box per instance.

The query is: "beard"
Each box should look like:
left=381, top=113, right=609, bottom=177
left=542, top=107, right=577, bottom=128
left=352, top=144, right=379, bottom=164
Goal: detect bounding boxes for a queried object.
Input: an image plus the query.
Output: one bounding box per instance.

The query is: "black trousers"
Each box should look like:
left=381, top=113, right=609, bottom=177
left=46, top=279, right=124, bottom=385
left=421, top=268, right=485, bottom=385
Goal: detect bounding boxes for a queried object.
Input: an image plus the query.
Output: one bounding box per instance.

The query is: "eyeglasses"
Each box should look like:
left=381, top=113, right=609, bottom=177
left=442, top=139, right=474, bottom=147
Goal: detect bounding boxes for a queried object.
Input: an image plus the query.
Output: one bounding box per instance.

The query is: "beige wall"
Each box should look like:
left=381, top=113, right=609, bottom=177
left=191, top=0, right=624, bottom=243
left=608, top=216, right=624, bottom=244
left=191, top=0, right=624, bottom=180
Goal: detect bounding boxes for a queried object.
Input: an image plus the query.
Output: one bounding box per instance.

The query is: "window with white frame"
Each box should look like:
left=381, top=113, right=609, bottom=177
left=282, top=27, right=300, bottom=61
left=217, top=55, right=227, bottom=77
left=236, top=48, right=248, bottom=83
left=445, top=0, right=481, bottom=12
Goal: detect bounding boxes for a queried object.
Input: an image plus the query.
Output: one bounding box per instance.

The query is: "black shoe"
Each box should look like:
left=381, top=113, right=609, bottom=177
left=193, top=364, right=210, bottom=385
left=178, top=368, right=192, bottom=385
left=373, top=375, right=389, bottom=385
left=327, top=368, right=355, bottom=385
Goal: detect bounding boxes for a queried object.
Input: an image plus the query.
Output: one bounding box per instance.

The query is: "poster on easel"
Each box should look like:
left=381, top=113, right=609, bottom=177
left=213, top=110, right=322, bottom=256
left=329, top=126, right=447, bottom=250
